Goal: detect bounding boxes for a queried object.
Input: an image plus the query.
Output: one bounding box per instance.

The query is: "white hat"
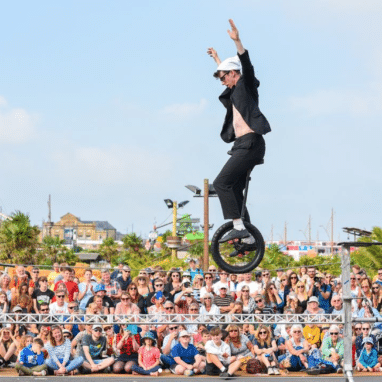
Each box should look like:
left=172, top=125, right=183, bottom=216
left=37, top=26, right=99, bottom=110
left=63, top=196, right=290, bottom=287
left=179, top=330, right=191, bottom=338
left=216, top=56, right=242, bottom=72
left=308, top=296, right=319, bottom=304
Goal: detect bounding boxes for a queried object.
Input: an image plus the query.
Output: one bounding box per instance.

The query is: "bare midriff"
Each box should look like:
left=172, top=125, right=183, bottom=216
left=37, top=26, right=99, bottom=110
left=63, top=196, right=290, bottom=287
left=233, top=104, right=254, bottom=138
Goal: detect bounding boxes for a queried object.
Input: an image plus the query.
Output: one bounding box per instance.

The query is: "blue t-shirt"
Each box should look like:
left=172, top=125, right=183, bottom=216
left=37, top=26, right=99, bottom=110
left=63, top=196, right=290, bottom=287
left=19, top=345, right=45, bottom=368
left=171, top=343, right=199, bottom=364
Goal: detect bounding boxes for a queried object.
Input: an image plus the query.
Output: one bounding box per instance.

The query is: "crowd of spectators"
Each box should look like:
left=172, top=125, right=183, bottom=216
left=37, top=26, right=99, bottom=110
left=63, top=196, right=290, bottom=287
left=0, top=260, right=381, bottom=377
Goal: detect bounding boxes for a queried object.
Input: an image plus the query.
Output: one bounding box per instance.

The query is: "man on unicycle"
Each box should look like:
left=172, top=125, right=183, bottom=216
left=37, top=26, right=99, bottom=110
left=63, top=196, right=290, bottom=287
left=208, top=19, right=271, bottom=245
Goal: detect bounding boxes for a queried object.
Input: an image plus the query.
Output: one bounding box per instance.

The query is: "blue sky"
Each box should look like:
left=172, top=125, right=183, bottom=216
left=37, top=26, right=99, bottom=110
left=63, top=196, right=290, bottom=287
left=1, top=0, right=381, bottom=242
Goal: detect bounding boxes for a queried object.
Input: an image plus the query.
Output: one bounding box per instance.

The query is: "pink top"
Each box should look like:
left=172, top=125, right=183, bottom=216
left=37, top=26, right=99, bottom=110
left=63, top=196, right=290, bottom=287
left=233, top=104, right=254, bottom=138
left=115, top=302, right=139, bottom=315
left=138, top=346, right=160, bottom=369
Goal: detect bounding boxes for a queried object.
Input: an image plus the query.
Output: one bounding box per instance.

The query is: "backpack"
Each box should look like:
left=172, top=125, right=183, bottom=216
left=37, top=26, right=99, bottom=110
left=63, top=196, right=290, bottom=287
left=246, top=359, right=265, bottom=374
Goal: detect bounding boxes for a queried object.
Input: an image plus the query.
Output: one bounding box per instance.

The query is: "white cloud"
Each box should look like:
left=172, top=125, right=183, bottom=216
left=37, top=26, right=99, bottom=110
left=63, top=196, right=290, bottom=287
left=0, top=96, right=36, bottom=143
left=160, top=98, right=207, bottom=119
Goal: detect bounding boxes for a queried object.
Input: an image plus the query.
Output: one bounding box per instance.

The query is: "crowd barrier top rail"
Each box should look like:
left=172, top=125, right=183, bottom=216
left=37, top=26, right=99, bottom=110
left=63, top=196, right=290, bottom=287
left=0, top=313, right=344, bottom=325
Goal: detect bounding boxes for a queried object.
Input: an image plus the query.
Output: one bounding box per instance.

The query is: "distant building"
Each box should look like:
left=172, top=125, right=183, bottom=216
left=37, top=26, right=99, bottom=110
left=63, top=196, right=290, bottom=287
left=41, top=213, right=117, bottom=249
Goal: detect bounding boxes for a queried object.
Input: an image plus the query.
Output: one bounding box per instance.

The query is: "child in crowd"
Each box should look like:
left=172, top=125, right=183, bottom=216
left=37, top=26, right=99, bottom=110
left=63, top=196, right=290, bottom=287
left=132, top=332, right=162, bottom=376
left=15, top=338, right=47, bottom=376
left=195, top=328, right=211, bottom=356
left=356, top=337, right=381, bottom=372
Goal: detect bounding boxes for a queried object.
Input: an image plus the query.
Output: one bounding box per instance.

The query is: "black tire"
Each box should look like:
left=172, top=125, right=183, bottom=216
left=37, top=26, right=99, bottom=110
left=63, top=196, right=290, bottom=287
left=211, top=221, right=265, bottom=274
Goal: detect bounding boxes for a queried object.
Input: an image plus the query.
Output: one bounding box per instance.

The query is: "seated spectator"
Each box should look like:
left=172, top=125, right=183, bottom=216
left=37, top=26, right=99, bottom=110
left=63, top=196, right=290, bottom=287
left=32, top=277, right=55, bottom=313
left=131, top=331, right=162, bottom=376
left=254, top=294, right=274, bottom=314
left=161, top=324, right=181, bottom=369
left=205, top=326, right=241, bottom=378
left=328, top=295, right=344, bottom=314
left=264, top=282, right=284, bottom=313
left=49, top=291, right=68, bottom=315
left=113, top=324, right=140, bottom=373
left=133, top=274, right=153, bottom=300
left=101, top=269, right=122, bottom=303
left=45, top=325, right=84, bottom=375
left=195, top=328, right=211, bottom=355
left=185, top=303, right=200, bottom=334
left=371, top=282, right=382, bottom=311
left=236, top=286, right=256, bottom=314
left=47, top=263, right=61, bottom=287
left=303, top=323, right=321, bottom=349
left=171, top=330, right=205, bottom=375
left=192, top=274, right=204, bottom=302
left=199, top=272, right=216, bottom=300
left=10, top=266, right=34, bottom=296
left=126, top=282, right=145, bottom=310
left=355, top=323, right=377, bottom=358
left=226, top=324, right=256, bottom=365
left=284, top=324, right=310, bottom=371
left=213, top=270, right=235, bottom=297
left=115, top=292, right=140, bottom=317
left=164, top=270, right=183, bottom=297
left=80, top=324, right=114, bottom=374
left=71, top=323, right=93, bottom=357
left=236, top=273, right=261, bottom=299
left=11, top=282, right=33, bottom=312
left=283, top=272, right=299, bottom=303
left=86, top=301, right=104, bottom=315
left=199, top=292, right=220, bottom=322
left=15, top=337, right=47, bottom=376
left=252, top=325, right=280, bottom=375
left=54, top=267, right=79, bottom=302
left=77, top=268, right=97, bottom=314
left=148, top=292, right=166, bottom=316
left=104, top=325, right=117, bottom=357
left=295, top=281, right=308, bottom=313
left=321, top=325, right=344, bottom=372
left=0, top=327, right=18, bottom=367
left=0, top=274, right=12, bottom=302
left=357, top=337, right=381, bottom=372
left=86, top=284, right=115, bottom=314
left=229, top=301, right=244, bottom=317
left=63, top=301, right=81, bottom=338
left=304, top=296, right=325, bottom=315
left=146, top=278, right=174, bottom=309
left=214, top=286, right=234, bottom=313
left=0, top=291, right=9, bottom=313
left=174, top=283, right=197, bottom=314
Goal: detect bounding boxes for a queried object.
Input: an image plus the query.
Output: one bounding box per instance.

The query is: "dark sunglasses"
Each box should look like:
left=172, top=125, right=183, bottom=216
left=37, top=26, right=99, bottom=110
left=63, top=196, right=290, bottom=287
left=259, top=331, right=267, bottom=334
left=219, top=72, right=230, bottom=82
left=93, top=328, right=102, bottom=333
left=255, top=299, right=263, bottom=303
left=165, top=306, right=174, bottom=310
left=290, top=276, right=297, bottom=279
left=169, top=326, right=179, bottom=331
left=40, top=308, right=49, bottom=312
left=121, top=298, right=130, bottom=301
left=129, top=287, right=137, bottom=290
left=330, top=332, right=339, bottom=335
left=56, top=295, right=65, bottom=298
left=155, top=284, right=164, bottom=287
left=229, top=329, right=239, bottom=333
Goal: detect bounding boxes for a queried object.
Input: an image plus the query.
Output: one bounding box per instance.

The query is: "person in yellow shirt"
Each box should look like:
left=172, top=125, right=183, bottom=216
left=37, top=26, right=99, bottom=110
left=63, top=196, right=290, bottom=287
left=47, top=263, right=63, bottom=288
left=303, top=323, right=321, bottom=349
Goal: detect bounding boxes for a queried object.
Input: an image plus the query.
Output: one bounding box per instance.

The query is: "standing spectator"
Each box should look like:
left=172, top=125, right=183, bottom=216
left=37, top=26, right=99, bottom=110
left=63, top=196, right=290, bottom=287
left=52, top=263, right=68, bottom=285
left=30, top=267, right=40, bottom=289
left=32, top=277, right=55, bottom=313
left=113, top=325, right=140, bottom=373
left=187, top=259, right=203, bottom=281
left=306, top=266, right=317, bottom=290
left=86, top=284, right=115, bottom=314
left=47, top=263, right=61, bottom=287
left=261, top=269, right=271, bottom=289
left=80, top=325, right=115, bottom=373
left=371, top=283, right=382, bottom=311
left=111, top=263, right=124, bottom=280
left=214, top=286, right=234, bottom=313
left=45, top=325, right=84, bottom=375
left=375, top=268, right=382, bottom=287
left=252, top=325, right=280, bottom=375
left=205, top=326, right=241, bottom=378
left=49, top=291, right=69, bottom=315
left=192, top=274, right=204, bottom=302
left=171, top=330, right=205, bottom=375
left=310, top=273, right=332, bottom=313
left=273, top=268, right=284, bottom=290
left=284, top=272, right=299, bottom=303
left=10, top=266, right=34, bottom=296
left=15, top=337, right=47, bottom=376
left=54, top=267, right=79, bottom=302
left=77, top=268, right=97, bottom=313
left=116, top=265, right=132, bottom=291
left=101, top=269, right=122, bottom=303
left=131, top=332, right=162, bottom=376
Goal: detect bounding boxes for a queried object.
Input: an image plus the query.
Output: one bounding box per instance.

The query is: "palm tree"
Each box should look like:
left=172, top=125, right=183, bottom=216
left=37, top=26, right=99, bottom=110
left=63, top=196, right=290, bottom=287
left=41, top=236, right=67, bottom=263
left=0, top=211, right=40, bottom=264
left=122, top=233, right=143, bottom=252
left=353, top=226, right=382, bottom=271
left=99, top=237, right=119, bottom=263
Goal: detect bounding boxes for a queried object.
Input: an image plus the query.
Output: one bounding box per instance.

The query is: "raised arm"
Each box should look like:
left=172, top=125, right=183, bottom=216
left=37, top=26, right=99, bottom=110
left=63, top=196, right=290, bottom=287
left=227, top=19, right=245, bottom=55
left=207, top=47, right=221, bottom=66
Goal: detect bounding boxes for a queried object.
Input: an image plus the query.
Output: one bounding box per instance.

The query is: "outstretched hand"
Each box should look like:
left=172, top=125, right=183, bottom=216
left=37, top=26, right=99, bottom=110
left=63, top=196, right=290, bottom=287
left=207, top=47, right=221, bottom=65
left=227, top=19, right=239, bottom=41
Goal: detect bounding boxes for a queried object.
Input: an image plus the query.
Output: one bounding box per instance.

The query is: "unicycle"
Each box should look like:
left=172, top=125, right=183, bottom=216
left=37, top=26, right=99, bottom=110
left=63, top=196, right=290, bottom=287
left=211, top=163, right=265, bottom=274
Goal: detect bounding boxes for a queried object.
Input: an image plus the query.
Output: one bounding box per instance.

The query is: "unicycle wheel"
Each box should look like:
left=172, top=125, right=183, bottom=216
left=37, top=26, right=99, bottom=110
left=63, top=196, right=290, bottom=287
left=211, top=221, right=265, bottom=274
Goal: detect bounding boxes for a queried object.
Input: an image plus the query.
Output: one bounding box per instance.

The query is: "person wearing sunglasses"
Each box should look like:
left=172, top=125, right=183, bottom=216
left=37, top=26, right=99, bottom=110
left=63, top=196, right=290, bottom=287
left=355, top=324, right=377, bottom=358
left=207, top=19, right=270, bottom=244
left=80, top=325, right=115, bottom=374
left=49, top=292, right=69, bottom=315
left=85, top=284, right=115, bottom=315
left=200, top=273, right=215, bottom=301
left=164, top=270, right=183, bottom=297
left=115, top=292, right=139, bottom=317
left=264, top=282, right=284, bottom=313
left=32, top=277, right=55, bottom=314
left=321, top=325, right=344, bottom=373
left=116, top=266, right=132, bottom=292
left=371, top=283, right=382, bottom=311
left=283, top=272, right=299, bottom=305
left=160, top=325, right=182, bottom=370
left=174, top=281, right=198, bottom=314
left=328, top=296, right=344, bottom=314
left=53, top=267, right=79, bottom=303
left=253, top=325, right=280, bottom=375
left=146, top=278, right=173, bottom=309
left=200, top=292, right=220, bottom=322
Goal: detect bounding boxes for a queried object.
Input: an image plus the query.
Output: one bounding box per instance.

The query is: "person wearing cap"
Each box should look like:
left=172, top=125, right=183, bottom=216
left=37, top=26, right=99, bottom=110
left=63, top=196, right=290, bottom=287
left=80, top=324, right=115, bottom=373
left=171, top=330, right=205, bottom=375
left=207, top=19, right=271, bottom=245
left=85, top=283, right=115, bottom=314
left=131, top=331, right=162, bottom=376
left=356, top=336, right=381, bottom=372
left=304, top=296, right=325, bottom=315
left=116, top=266, right=132, bottom=291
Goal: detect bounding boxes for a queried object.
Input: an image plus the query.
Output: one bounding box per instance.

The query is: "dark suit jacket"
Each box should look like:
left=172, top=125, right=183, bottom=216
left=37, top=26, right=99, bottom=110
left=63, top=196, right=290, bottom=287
left=219, top=50, right=271, bottom=143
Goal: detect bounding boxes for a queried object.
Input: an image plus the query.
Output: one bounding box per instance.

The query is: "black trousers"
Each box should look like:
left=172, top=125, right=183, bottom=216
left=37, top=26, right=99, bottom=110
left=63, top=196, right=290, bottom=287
left=213, top=133, right=265, bottom=221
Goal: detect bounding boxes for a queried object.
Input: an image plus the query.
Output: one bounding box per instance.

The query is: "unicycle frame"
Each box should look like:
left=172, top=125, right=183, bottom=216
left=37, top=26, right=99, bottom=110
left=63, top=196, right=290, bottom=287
left=241, top=169, right=252, bottom=221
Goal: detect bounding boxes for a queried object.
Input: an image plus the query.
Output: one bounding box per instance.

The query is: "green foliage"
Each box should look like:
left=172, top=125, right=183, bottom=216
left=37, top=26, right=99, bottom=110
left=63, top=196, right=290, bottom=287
left=294, top=254, right=341, bottom=276
left=353, top=226, right=382, bottom=274
left=0, top=211, right=40, bottom=264
left=262, top=244, right=295, bottom=270
left=99, top=237, right=119, bottom=263
left=122, top=233, right=143, bottom=251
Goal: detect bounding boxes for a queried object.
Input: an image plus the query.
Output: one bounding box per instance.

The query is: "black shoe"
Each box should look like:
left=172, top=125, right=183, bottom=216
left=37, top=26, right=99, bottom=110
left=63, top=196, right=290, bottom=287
left=219, top=229, right=250, bottom=243
left=229, top=250, right=240, bottom=257
left=220, top=372, right=231, bottom=379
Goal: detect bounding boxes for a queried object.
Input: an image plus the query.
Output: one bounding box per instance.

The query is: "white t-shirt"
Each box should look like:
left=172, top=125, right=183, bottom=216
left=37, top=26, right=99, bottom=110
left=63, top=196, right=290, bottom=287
left=237, top=281, right=261, bottom=295
left=205, top=339, right=231, bottom=364
left=200, top=304, right=220, bottom=319
left=49, top=302, right=69, bottom=315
